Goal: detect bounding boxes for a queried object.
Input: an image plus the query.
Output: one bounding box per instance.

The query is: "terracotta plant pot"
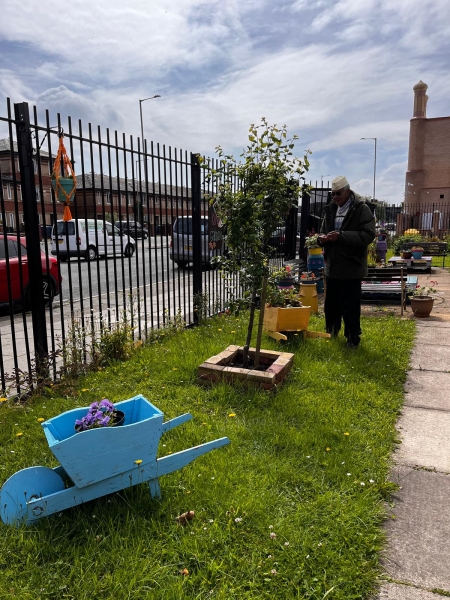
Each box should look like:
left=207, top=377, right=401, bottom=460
left=401, top=251, right=412, bottom=259
left=410, top=296, right=434, bottom=318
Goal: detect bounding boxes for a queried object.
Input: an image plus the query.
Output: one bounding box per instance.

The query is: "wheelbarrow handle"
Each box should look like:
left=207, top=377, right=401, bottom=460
left=161, top=413, right=192, bottom=433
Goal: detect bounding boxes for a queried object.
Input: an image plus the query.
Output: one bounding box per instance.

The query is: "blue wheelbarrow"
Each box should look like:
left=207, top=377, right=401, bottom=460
left=0, top=395, right=230, bottom=526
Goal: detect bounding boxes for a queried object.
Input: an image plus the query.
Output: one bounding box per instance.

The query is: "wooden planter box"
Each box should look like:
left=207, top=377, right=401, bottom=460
left=198, top=345, right=294, bottom=390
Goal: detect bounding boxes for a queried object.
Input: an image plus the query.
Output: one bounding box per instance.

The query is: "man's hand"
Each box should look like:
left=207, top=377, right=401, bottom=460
left=318, top=234, right=328, bottom=245
left=326, top=231, right=340, bottom=242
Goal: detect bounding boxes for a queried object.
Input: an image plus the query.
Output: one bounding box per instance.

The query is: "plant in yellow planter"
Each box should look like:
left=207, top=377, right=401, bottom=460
left=305, top=234, right=322, bottom=255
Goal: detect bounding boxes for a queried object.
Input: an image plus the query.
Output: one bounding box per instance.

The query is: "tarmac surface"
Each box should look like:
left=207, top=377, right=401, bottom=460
left=373, top=266, right=450, bottom=599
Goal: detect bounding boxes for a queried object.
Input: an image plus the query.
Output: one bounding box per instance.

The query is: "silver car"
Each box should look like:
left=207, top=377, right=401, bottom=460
left=170, top=216, right=213, bottom=267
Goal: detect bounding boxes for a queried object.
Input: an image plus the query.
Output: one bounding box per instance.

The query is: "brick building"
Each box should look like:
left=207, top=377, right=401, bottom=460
left=403, top=81, right=450, bottom=235
left=1, top=139, right=193, bottom=235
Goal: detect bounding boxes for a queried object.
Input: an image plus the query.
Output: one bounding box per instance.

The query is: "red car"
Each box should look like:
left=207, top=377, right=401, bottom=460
left=0, top=236, right=62, bottom=307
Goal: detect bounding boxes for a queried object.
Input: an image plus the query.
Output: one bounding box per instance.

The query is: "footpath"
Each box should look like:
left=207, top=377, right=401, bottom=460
left=376, top=266, right=450, bottom=599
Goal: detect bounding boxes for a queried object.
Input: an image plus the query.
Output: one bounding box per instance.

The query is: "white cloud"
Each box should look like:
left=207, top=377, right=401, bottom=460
left=0, top=0, right=448, bottom=203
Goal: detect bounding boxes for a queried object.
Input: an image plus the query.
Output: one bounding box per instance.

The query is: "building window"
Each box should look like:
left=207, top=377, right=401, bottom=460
left=7, top=183, right=12, bottom=199
left=440, top=194, right=444, bottom=199
left=36, top=186, right=40, bottom=202
left=48, top=160, right=52, bottom=175
left=97, top=192, right=101, bottom=205
left=127, top=195, right=132, bottom=206
left=16, top=158, right=20, bottom=172
left=106, top=192, right=111, bottom=205
left=8, top=213, right=15, bottom=228
left=32, top=159, right=37, bottom=174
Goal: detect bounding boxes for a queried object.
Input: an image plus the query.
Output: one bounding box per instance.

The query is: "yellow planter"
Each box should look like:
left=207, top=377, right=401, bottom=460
left=308, top=247, right=322, bottom=256
left=299, top=282, right=318, bottom=314
left=263, top=305, right=311, bottom=334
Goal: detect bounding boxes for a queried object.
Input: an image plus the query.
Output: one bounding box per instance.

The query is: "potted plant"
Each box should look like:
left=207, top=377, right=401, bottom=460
left=410, top=282, right=438, bottom=318
left=198, top=119, right=311, bottom=387
left=411, top=246, right=424, bottom=259
left=305, top=234, right=322, bottom=255
left=75, top=398, right=125, bottom=432
left=268, top=265, right=296, bottom=288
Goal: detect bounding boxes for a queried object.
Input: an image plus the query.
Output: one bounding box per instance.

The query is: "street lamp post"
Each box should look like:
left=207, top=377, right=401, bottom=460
left=138, top=94, right=161, bottom=222
left=360, top=137, right=377, bottom=201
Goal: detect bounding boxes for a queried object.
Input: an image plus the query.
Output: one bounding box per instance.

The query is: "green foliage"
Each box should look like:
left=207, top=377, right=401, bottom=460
left=0, top=313, right=415, bottom=599
left=201, top=119, right=310, bottom=357
left=391, top=234, right=426, bottom=255
left=201, top=118, right=310, bottom=290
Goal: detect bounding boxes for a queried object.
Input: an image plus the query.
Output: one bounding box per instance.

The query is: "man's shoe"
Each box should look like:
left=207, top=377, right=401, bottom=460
left=346, top=341, right=359, bottom=349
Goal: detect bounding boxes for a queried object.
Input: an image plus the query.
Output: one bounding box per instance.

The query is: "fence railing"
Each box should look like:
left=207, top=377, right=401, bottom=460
left=0, top=100, right=302, bottom=397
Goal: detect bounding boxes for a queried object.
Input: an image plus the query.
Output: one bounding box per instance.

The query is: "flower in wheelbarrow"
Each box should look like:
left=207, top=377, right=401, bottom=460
left=75, top=398, right=119, bottom=431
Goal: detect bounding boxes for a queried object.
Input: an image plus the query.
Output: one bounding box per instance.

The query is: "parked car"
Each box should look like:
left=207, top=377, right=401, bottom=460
left=0, top=236, right=61, bottom=307
left=41, top=225, right=53, bottom=240
left=51, top=219, right=135, bottom=261
left=114, top=221, right=148, bottom=240
left=268, top=226, right=286, bottom=256
left=170, top=216, right=215, bottom=267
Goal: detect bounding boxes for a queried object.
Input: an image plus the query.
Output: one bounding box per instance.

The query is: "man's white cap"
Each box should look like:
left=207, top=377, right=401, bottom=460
left=331, top=176, right=349, bottom=191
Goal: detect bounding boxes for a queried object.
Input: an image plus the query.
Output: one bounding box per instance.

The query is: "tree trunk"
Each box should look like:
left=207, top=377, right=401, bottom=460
left=242, top=285, right=257, bottom=368
left=254, top=276, right=268, bottom=369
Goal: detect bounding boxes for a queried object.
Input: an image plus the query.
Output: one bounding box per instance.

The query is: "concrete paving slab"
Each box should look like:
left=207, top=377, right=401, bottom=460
left=395, top=406, right=450, bottom=471
left=409, top=343, right=450, bottom=371
left=377, top=583, right=446, bottom=599
left=383, top=467, right=450, bottom=590
left=415, top=319, right=450, bottom=328
left=404, top=370, right=450, bottom=411
left=415, top=327, right=450, bottom=345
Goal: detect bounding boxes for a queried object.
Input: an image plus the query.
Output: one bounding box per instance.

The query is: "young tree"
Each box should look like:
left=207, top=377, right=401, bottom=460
left=202, top=119, right=310, bottom=367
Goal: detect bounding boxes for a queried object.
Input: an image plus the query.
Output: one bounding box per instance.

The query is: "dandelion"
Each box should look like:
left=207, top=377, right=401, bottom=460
left=173, top=368, right=178, bottom=371
left=270, top=532, right=277, bottom=539
left=344, top=432, right=350, bottom=436
left=231, top=330, right=236, bottom=334
left=326, top=447, right=330, bottom=452
left=202, top=422, right=207, bottom=425
left=37, top=418, right=45, bottom=422
left=235, top=517, right=242, bottom=523
left=134, top=459, right=143, bottom=465
left=0, top=397, right=7, bottom=402
left=16, top=432, right=23, bottom=437
left=81, top=388, right=89, bottom=392
left=228, top=413, right=236, bottom=417
left=218, top=328, right=222, bottom=332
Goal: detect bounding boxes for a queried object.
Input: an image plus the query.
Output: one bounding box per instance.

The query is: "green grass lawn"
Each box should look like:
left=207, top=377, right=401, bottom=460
left=0, top=313, right=415, bottom=600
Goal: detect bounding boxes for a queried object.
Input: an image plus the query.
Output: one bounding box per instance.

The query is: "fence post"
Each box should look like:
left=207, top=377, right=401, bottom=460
left=14, top=102, right=48, bottom=368
left=191, top=153, right=202, bottom=324
left=299, top=185, right=311, bottom=262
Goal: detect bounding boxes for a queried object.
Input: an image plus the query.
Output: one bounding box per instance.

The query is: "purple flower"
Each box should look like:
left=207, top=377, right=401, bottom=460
left=90, top=402, right=99, bottom=410
left=101, top=415, right=111, bottom=426
left=99, top=399, right=114, bottom=412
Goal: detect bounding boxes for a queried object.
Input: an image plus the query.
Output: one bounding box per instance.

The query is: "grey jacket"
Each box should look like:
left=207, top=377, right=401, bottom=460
left=320, top=193, right=376, bottom=279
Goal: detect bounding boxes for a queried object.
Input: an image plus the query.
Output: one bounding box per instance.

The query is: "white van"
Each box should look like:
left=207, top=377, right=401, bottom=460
left=51, top=219, right=135, bottom=261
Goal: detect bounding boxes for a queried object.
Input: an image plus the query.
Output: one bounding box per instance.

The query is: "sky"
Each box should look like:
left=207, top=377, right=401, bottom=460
left=1, top=0, right=449, bottom=204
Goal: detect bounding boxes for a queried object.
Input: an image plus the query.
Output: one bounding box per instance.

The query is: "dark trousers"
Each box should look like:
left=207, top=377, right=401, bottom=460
left=325, top=278, right=362, bottom=345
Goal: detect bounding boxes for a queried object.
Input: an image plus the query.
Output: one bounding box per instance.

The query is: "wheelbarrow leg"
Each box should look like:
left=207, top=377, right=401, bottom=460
left=148, top=478, right=161, bottom=499
left=156, top=437, right=230, bottom=477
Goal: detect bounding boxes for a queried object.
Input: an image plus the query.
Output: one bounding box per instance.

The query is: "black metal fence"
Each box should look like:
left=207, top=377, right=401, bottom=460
left=0, top=99, right=302, bottom=397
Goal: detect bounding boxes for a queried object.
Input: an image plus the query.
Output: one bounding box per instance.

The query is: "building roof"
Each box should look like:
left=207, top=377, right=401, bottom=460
left=0, top=137, right=52, bottom=158
left=78, top=172, right=191, bottom=198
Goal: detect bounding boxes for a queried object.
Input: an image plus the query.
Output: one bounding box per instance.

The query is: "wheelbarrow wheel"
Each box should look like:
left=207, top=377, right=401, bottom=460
left=0, top=466, right=65, bottom=526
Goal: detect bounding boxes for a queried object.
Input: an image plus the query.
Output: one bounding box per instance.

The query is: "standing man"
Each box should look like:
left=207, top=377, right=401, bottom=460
left=318, top=176, right=375, bottom=348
